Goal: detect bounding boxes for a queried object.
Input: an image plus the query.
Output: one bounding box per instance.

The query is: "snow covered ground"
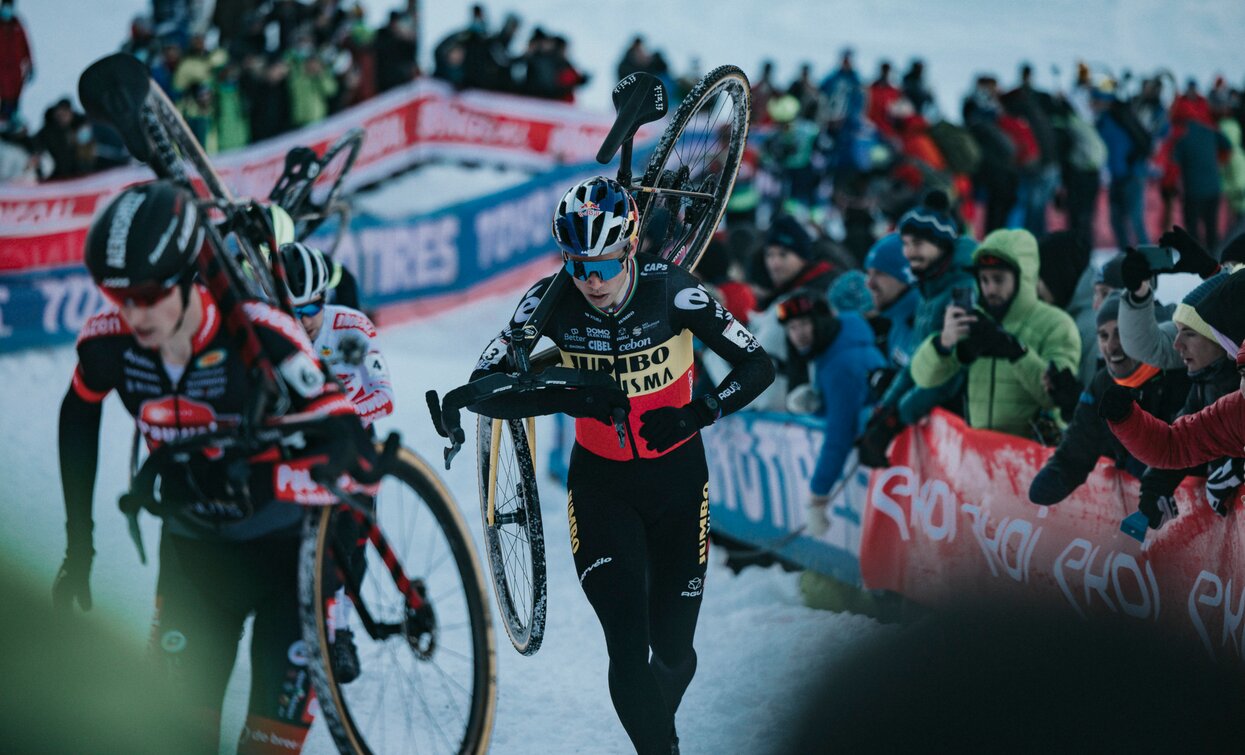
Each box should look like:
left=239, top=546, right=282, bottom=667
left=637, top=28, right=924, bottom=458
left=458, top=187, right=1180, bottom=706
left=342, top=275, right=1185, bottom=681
left=0, top=270, right=884, bottom=754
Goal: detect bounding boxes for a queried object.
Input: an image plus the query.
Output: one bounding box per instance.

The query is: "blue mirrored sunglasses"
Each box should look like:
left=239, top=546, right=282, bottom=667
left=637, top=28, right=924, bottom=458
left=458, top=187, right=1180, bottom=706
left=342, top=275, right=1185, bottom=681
left=562, top=255, right=626, bottom=282
left=293, top=300, right=325, bottom=319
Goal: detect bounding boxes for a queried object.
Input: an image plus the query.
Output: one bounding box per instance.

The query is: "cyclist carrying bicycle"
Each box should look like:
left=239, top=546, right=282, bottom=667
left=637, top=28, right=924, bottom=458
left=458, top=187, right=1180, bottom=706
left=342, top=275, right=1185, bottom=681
left=280, top=239, right=394, bottom=683
left=53, top=180, right=369, bottom=754
left=472, top=176, right=774, bottom=754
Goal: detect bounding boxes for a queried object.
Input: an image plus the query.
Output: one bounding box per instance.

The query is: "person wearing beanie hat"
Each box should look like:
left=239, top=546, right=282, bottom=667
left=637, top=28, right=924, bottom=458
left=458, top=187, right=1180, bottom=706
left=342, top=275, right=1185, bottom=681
left=1118, top=266, right=1234, bottom=375
left=776, top=289, right=885, bottom=536
left=864, top=233, right=921, bottom=368
left=854, top=209, right=978, bottom=468
left=1029, top=290, right=1190, bottom=508
left=898, top=189, right=959, bottom=279
left=829, top=270, right=873, bottom=316
left=909, top=227, right=1082, bottom=439
left=747, top=215, right=838, bottom=411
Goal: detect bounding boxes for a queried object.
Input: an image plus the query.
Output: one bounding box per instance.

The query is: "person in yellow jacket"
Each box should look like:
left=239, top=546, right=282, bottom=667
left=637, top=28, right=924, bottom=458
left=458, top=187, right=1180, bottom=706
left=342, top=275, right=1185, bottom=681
left=909, top=228, right=1081, bottom=438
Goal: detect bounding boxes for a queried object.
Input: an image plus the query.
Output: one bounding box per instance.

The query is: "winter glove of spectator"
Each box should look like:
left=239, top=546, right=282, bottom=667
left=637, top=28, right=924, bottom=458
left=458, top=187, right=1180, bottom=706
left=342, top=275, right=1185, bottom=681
left=971, top=318, right=1027, bottom=362
left=805, top=501, right=831, bottom=537
left=1138, top=492, right=1179, bottom=530
left=52, top=546, right=93, bottom=612
left=1120, top=247, right=1154, bottom=294
left=1046, top=363, right=1082, bottom=423
left=1098, top=383, right=1136, bottom=423
left=1028, top=464, right=1076, bottom=506
left=336, top=331, right=368, bottom=367
left=639, top=397, right=719, bottom=453
left=786, top=383, right=822, bottom=415
left=1205, top=457, right=1245, bottom=517
left=1160, top=225, right=1221, bottom=279
left=856, top=404, right=902, bottom=469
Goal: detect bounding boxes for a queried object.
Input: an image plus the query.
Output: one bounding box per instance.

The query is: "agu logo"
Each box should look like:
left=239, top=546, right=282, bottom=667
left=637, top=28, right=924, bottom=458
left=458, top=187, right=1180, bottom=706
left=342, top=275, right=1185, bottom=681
left=195, top=348, right=227, bottom=368
left=577, top=199, right=602, bottom=218
left=681, top=577, right=703, bottom=598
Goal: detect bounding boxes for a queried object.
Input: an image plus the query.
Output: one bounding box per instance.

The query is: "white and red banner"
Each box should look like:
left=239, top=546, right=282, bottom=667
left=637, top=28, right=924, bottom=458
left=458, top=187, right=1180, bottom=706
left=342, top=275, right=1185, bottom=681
left=0, top=78, right=642, bottom=273
left=861, top=409, right=1245, bottom=662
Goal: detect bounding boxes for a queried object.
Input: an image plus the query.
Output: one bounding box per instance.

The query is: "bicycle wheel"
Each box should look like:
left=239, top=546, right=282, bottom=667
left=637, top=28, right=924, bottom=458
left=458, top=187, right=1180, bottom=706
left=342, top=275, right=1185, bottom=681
left=300, top=447, right=497, bottom=754
left=636, top=65, right=751, bottom=272
left=476, top=415, right=547, bottom=656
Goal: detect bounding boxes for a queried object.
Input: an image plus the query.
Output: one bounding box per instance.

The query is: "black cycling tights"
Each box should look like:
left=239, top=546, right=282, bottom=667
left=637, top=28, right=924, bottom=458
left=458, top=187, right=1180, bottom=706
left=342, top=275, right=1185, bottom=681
left=154, top=532, right=313, bottom=755
left=566, top=436, right=710, bottom=755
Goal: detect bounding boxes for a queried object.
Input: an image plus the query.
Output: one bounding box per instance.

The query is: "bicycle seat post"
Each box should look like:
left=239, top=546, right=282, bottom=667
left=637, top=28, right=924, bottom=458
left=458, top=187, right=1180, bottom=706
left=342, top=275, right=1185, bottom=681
left=617, top=138, right=634, bottom=189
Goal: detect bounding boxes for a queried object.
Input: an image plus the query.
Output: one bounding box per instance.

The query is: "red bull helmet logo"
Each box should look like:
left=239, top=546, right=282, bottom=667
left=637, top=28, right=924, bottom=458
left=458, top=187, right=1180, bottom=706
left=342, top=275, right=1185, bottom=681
left=577, top=199, right=602, bottom=218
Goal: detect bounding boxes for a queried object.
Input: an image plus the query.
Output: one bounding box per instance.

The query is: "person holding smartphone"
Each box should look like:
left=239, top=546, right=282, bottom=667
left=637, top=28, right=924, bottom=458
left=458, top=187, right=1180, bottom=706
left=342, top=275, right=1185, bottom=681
left=909, top=228, right=1081, bottom=439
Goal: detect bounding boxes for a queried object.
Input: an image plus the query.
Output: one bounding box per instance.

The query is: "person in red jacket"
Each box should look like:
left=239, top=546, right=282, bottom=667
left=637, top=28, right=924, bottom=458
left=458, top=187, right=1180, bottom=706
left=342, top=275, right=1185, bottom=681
left=0, top=0, right=33, bottom=120
left=1103, top=342, right=1245, bottom=484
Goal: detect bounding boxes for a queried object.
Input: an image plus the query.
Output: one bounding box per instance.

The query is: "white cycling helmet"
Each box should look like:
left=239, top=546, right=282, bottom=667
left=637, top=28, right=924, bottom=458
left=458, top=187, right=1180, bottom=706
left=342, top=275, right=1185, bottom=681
left=280, top=242, right=330, bottom=305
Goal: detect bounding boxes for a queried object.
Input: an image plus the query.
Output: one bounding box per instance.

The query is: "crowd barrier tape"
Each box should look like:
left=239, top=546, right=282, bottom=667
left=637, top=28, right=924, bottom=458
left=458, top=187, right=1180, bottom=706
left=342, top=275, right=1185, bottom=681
left=0, top=115, right=655, bottom=354
left=547, top=410, right=869, bottom=585
left=0, top=77, right=654, bottom=274
left=861, top=408, right=1245, bottom=662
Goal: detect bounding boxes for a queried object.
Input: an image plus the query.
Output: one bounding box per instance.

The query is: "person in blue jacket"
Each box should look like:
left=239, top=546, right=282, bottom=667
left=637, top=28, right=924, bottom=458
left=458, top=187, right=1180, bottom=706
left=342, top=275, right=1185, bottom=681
left=778, top=288, right=885, bottom=536
left=863, top=233, right=921, bottom=369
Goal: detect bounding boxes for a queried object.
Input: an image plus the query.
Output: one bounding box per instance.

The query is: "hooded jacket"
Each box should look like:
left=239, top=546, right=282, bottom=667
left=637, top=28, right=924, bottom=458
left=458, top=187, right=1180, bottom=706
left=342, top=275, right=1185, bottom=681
left=910, top=229, right=1082, bottom=437
left=808, top=312, right=886, bottom=495
left=876, top=235, right=978, bottom=425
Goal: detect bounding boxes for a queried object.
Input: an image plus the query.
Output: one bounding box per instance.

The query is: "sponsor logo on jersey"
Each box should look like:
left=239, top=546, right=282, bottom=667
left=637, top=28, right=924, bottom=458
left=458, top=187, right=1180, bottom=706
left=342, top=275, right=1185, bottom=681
left=287, top=640, right=310, bottom=667
left=195, top=348, right=227, bottom=369
left=567, top=493, right=580, bottom=554
left=579, top=556, right=613, bottom=584
left=630, top=325, right=643, bottom=337
left=673, top=286, right=711, bottom=311
left=321, top=346, right=333, bottom=359
left=123, top=350, right=156, bottom=369
left=617, top=336, right=652, bottom=351
left=512, top=295, right=540, bottom=324
left=722, top=318, right=761, bottom=352
left=273, top=460, right=338, bottom=505
left=279, top=352, right=326, bottom=398
left=718, top=380, right=741, bottom=401
left=680, top=577, right=703, bottom=598
left=561, top=332, right=693, bottom=396
left=698, top=482, right=710, bottom=564
left=642, top=262, right=668, bottom=273
left=77, top=312, right=128, bottom=344
left=243, top=301, right=316, bottom=357
left=332, top=310, right=377, bottom=338
left=586, top=327, right=610, bottom=339
left=138, top=396, right=234, bottom=445
left=587, top=339, right=611, bottom=352
left=564, top=327, right=585, bottom=344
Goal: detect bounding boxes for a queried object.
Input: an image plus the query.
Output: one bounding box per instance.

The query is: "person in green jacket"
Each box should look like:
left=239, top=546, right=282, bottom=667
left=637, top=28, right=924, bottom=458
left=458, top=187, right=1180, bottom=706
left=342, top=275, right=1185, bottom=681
left=213, top=61, right=250, bottom=152
left=910, top=227, right=1081, bottom=439
left=855, top=190, right=977, bottom=467
left=286, top=34, right=339, bottom=128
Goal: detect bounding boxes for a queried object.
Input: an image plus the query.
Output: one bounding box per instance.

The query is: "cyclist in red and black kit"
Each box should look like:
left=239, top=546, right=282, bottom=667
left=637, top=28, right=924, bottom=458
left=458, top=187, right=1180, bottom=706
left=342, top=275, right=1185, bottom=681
left=52, top=180, right=368, bottom=754
left=473, top=177, right=774, bottom=754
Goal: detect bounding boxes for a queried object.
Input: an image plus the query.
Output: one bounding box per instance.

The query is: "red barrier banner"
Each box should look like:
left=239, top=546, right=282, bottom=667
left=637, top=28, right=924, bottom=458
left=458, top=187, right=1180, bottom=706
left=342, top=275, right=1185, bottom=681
left=861, top=409, right=1245, bottom=662
left=0, top=79, right=639, bottom=272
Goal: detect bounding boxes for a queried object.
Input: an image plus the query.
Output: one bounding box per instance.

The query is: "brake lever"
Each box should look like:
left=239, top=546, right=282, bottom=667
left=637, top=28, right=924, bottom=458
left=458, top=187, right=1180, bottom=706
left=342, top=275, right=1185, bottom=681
left=426, top=389, right=464, bottom=469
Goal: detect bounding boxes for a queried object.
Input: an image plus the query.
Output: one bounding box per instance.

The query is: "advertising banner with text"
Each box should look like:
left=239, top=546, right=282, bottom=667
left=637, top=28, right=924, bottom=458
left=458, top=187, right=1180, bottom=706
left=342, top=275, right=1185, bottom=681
left=861, top=409, right=1245, bottom=662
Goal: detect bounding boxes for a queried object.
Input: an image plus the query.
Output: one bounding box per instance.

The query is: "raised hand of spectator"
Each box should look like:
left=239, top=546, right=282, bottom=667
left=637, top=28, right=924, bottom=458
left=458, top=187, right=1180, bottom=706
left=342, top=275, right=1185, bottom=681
left=1045, top=363, right=1082, bottom=421
left=805, top=497, right=831, bottom=536
left=1120, top=247, right=1154, bottom=294
left=1138, top=491, right=1178, bottom=530
left=1159, top=225, right=1221, bottom=279
left=939, top=305, right=975, bottom=351
left=1098, top=383, right=1135, bottom=423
